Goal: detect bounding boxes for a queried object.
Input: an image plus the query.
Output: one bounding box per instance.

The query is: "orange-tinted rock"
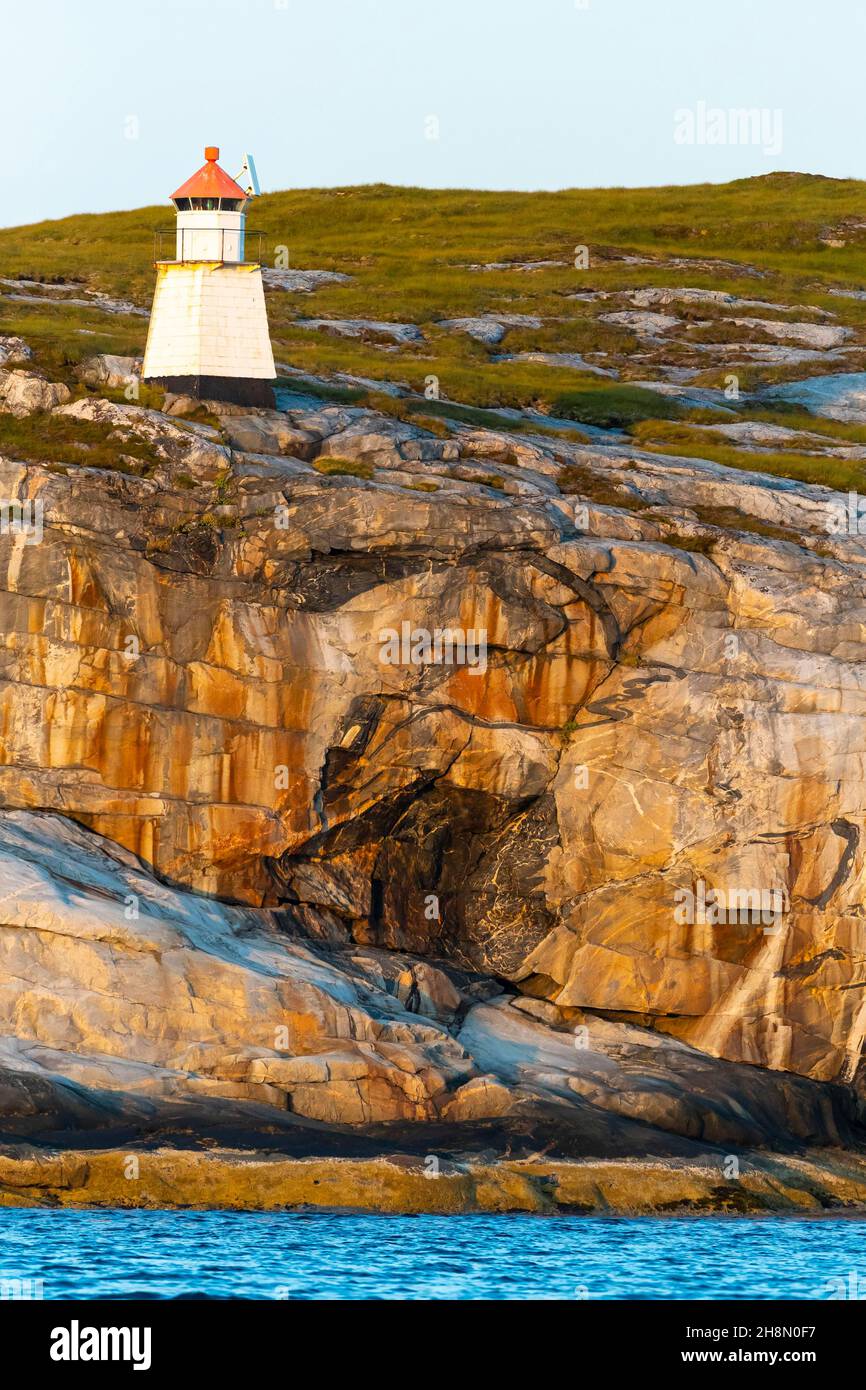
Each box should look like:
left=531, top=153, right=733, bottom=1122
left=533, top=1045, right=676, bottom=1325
left=2, top=397, right=866, bottom=1088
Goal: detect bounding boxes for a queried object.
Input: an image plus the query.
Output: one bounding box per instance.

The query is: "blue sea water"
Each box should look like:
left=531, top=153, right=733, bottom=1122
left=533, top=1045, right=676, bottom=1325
left=0, top=1210, right=864, bottom=1300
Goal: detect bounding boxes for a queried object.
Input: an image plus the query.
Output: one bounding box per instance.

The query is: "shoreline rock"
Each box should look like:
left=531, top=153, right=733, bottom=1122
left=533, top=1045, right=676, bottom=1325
left=2, top=1147, right=866, bottom=1215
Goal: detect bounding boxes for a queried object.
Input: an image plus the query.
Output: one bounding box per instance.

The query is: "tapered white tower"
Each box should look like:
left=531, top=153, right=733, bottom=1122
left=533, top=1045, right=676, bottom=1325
left=142, top=146, right=276, bottom=407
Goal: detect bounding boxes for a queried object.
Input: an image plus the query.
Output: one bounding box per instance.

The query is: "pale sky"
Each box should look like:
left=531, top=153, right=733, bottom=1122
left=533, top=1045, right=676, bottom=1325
left=1, top=0, right=863, bottom=226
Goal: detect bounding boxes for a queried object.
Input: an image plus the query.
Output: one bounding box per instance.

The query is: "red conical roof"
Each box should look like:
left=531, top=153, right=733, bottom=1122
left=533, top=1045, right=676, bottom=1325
left=171, top=147, right=247, bottom=201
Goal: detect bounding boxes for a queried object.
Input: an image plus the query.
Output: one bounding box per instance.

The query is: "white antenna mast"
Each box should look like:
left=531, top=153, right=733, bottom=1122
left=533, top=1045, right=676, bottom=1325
left=235, top=153, right=261, bottom=198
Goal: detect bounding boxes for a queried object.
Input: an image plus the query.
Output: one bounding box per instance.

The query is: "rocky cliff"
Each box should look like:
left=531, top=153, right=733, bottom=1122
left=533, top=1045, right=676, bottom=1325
left=1, top=342, right=866, bottom=1208
left=0, top=805, right=863, bottom=1213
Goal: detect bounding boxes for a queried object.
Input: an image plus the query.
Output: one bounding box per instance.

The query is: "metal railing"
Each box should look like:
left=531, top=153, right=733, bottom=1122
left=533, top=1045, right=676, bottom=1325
left=152, top=227, right=265, bottom=264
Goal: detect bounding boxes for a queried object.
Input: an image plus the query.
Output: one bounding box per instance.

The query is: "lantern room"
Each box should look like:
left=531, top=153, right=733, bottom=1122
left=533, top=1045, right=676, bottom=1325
left=169, top=147, right=249, bottom=263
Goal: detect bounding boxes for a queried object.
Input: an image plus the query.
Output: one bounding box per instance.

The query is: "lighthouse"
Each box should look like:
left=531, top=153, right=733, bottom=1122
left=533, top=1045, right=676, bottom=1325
left=142, top=146, right=276, bottom=407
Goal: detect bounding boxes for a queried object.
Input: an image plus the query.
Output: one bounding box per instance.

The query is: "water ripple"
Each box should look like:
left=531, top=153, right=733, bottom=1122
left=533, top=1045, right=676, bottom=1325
left=0, top=1210, right=863, bottom=1300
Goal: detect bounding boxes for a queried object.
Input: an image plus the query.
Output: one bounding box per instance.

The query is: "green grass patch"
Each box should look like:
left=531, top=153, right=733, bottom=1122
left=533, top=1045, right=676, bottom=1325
left=552, top=385, right=684, bottom=429
left=92, top=382, right=166, bottom=412
left=449, top=469, right=506, bottom=490
left=631, top=419, right=729, bottom=448
left=630, top=419, right=864, bottom=491
left=0, top=412, right=159, bottom=474
left=0, top=301, right=147, bottom=384
left=275, top=374, right=365, bottom=405
left=689, top=504, right=804, bottom=544
left=558, top=461, right=646, bottom=510
left=733, top=404, right=866, bottom=446
left=313, top=456, right=374, bottom=479
left=400, top=397, right=526, bottom=431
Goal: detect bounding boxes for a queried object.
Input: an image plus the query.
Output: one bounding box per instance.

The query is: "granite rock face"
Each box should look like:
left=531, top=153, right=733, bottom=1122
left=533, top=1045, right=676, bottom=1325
left=75, top=354, right=143, bottom=390
left=0, top=370, right=71, bottom=416
left=0, top=389, right=865, bottom=1097
left=0, top=808, right=855, bottom=1157
left=0, top=337, right=31, bottom=368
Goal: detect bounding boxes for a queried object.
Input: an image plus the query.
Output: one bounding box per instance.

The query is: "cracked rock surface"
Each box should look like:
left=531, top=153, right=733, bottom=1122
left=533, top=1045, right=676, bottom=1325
left=0, top=808, right=856, bottom=1156
left=1, top=383, right=866, bottom=1098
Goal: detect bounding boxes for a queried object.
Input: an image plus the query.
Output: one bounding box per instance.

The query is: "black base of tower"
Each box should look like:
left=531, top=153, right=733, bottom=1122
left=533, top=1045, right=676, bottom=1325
left=147, top=375, right=276, bottom=408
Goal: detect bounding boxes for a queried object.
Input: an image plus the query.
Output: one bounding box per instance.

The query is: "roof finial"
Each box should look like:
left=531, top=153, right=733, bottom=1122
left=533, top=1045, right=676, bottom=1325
left=204, top=146, right=219, bottom=162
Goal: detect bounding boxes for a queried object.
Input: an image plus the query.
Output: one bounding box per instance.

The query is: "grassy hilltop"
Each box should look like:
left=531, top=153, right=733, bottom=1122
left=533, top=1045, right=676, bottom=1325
left=6, top=173, right=866, bottom=489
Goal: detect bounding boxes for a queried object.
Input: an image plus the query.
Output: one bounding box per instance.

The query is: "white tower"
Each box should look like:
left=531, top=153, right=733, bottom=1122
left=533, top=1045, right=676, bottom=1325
left=142, top=146, right=276, bottom=407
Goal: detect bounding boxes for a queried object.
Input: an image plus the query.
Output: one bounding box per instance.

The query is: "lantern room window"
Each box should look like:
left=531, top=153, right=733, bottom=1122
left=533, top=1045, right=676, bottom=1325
left=173, top=197, right=244, bottom=212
